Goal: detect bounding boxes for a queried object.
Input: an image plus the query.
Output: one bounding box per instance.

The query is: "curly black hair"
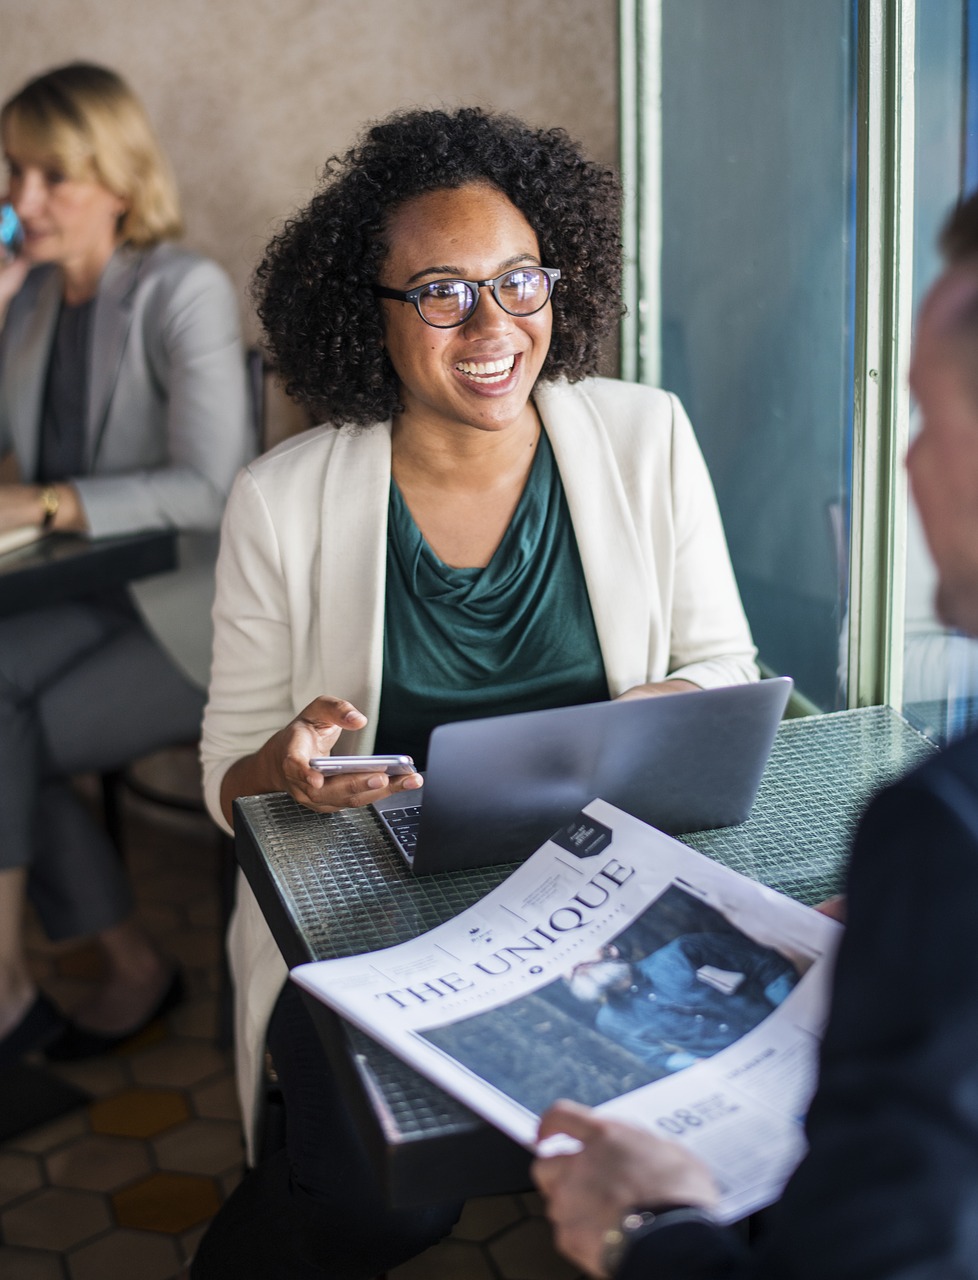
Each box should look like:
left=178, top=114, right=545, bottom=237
left=252, top=106, right=623, bottom=426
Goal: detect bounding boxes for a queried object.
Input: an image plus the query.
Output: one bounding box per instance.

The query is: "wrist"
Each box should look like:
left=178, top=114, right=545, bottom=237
left=600, top=1204, right=717, bottom=1276
left=38, top=485, right=60, bottom=529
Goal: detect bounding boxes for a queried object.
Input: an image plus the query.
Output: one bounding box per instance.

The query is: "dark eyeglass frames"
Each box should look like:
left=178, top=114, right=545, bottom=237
left=373, top=266, right=561, bottom=329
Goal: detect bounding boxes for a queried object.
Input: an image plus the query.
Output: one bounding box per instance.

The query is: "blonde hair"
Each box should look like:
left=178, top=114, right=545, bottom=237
left=1, top=62, right=183, bottom=247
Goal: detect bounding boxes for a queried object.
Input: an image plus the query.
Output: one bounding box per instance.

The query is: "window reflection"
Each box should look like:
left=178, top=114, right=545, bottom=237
left=660, top=0, right=856, bottom=711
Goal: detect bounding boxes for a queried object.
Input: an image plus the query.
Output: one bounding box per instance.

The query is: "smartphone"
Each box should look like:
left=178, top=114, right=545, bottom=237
left=309, top=754, right=417, bottom=776
left=0, top=202, right=22, bottom=255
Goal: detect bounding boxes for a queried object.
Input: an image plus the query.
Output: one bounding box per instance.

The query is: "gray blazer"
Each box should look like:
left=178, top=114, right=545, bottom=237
left=0, top=243, right=253, bottom=687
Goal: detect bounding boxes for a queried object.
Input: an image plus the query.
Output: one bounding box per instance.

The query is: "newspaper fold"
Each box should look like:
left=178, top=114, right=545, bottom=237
left=293, top=798, right=841, bottom=1222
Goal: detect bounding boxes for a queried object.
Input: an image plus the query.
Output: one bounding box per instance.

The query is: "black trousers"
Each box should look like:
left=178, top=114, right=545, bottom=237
left=192, top=982, right=462, bottom=1278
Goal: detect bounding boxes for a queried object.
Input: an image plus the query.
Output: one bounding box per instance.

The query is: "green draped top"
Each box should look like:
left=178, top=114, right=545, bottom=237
left=374, top=431, right=609, bottom=769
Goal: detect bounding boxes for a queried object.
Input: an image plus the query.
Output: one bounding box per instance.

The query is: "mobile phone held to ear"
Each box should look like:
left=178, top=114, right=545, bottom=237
left=309, top=754, right=417, bottom=776
left=0, top=203, right=23, bottom=256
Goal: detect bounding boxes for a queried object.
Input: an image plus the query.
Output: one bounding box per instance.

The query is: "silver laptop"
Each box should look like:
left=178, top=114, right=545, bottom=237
left=373, top=677, right=793, bottom=874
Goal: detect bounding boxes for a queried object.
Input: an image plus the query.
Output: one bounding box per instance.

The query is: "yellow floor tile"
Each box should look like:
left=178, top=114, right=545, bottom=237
left=89, top=1088, right=189, bottom=1139
left=112, top=1171, right=222, bottom=1234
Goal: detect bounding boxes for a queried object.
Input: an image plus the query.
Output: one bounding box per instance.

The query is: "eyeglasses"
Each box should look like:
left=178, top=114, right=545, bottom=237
left=373, top=266, right=561, bottom=329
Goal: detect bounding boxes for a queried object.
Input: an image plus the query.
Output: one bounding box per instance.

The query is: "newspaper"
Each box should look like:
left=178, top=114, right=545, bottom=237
left=292, top=798, right=842, bottom=1222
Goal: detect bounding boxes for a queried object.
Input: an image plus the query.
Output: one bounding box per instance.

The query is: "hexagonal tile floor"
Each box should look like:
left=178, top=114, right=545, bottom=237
left=0, top=757, right=583, bottom=1279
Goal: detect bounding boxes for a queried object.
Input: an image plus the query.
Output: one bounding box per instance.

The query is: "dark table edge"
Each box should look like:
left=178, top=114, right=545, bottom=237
left=0, top=530, right=177, bottom=618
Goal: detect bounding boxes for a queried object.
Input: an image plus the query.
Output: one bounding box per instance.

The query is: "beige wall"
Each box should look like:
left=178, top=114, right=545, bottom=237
left=0, top=0, right=619, bottom=352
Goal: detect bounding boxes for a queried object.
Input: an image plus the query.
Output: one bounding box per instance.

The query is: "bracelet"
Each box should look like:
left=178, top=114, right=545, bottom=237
left=39, top=486, right=59, bottom=529
left=600, top=1204, right=717, bottom=1275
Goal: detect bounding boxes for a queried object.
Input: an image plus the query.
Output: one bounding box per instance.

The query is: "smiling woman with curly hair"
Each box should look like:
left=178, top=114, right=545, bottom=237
left=196, top=106, right=758, bottom=1280
left=254, top=106, right=623, bottom=425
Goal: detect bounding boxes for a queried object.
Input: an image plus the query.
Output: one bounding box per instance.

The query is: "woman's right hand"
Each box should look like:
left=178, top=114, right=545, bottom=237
left=221, top=696, right=423, bottom=824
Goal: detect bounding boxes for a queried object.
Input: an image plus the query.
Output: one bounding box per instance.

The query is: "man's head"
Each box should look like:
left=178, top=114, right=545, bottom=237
left=908, top=192, right=978, bottom=636
left=567, top=958, right=634, bottom=1003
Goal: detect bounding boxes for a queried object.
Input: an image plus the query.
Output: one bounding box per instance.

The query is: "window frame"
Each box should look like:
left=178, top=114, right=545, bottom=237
left=619, top=0, right=916, bottom=710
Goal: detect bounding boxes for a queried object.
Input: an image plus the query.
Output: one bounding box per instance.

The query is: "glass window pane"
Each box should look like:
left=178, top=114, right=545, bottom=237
left=659, top=0, right=856, bottom=710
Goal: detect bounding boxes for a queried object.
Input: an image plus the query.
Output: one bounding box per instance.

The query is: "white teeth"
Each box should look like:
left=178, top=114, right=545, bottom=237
left=455, top=354, right=516, bottom=381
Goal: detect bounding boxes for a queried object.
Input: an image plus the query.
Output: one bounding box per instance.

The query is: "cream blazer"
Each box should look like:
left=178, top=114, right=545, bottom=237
left=200, top=376, right=758, bottom=1159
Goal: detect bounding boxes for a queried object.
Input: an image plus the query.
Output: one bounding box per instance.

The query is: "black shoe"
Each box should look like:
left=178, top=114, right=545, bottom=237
left=0, top=994, right=66, bottom=1069
left=45, top=971, right=186, bottom=1062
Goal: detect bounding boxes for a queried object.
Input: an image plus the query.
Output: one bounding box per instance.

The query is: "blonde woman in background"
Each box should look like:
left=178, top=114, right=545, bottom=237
left=0, top=63, right=252, bottom=1063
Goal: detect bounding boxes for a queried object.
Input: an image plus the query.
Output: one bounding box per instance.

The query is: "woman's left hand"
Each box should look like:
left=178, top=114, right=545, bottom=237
left=616, top=679, right=700, bottom=700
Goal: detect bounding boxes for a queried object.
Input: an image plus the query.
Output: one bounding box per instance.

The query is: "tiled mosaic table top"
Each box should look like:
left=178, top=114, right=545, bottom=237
left=235, top=706, right=934, bottom=1161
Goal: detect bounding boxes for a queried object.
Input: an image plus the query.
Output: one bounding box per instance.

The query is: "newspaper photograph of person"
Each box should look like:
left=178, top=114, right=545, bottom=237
left=420, top=885, right=805, bottom=1115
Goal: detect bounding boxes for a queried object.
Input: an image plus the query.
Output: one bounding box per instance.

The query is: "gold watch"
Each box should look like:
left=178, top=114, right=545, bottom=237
left=39, top=486, right=60, bottom=529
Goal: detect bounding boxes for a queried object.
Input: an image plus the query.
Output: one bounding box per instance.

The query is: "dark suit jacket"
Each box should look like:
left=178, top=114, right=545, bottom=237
left=0, top=243, right=252, bottom=686
left=620, top=727, right=978, bottom=1279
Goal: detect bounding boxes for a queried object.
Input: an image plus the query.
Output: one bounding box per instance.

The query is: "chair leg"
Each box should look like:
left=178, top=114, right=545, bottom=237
left=100, top=769, right=126, bottom=854
left=216, top=832, right=236, bottom=1049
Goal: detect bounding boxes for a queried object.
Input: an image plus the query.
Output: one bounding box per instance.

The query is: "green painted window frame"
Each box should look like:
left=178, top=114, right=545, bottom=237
left=619, top=0, right=915, bottom=710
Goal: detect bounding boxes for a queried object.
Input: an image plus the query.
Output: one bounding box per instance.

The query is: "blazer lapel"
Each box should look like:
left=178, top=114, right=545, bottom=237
left=6, top=268, right=61, bottom=480
left=87, top=247, right=142, bottom=470
left=318, top=422, right=392, bottom=748
left=536, top=380, right=654, bottom=696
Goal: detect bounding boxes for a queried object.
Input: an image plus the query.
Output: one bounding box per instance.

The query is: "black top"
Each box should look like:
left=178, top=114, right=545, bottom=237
left=36, top=297, right=94, bottom=483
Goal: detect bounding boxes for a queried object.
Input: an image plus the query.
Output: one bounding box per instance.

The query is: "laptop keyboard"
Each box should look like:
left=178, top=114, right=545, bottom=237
left=380, top=804, right=422, bottom=860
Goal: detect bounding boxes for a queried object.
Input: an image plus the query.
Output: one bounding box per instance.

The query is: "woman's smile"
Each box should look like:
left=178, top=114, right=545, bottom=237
left=454, top=351, right=518, bottom=384
left=452, top=350, right=523, bottom=396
